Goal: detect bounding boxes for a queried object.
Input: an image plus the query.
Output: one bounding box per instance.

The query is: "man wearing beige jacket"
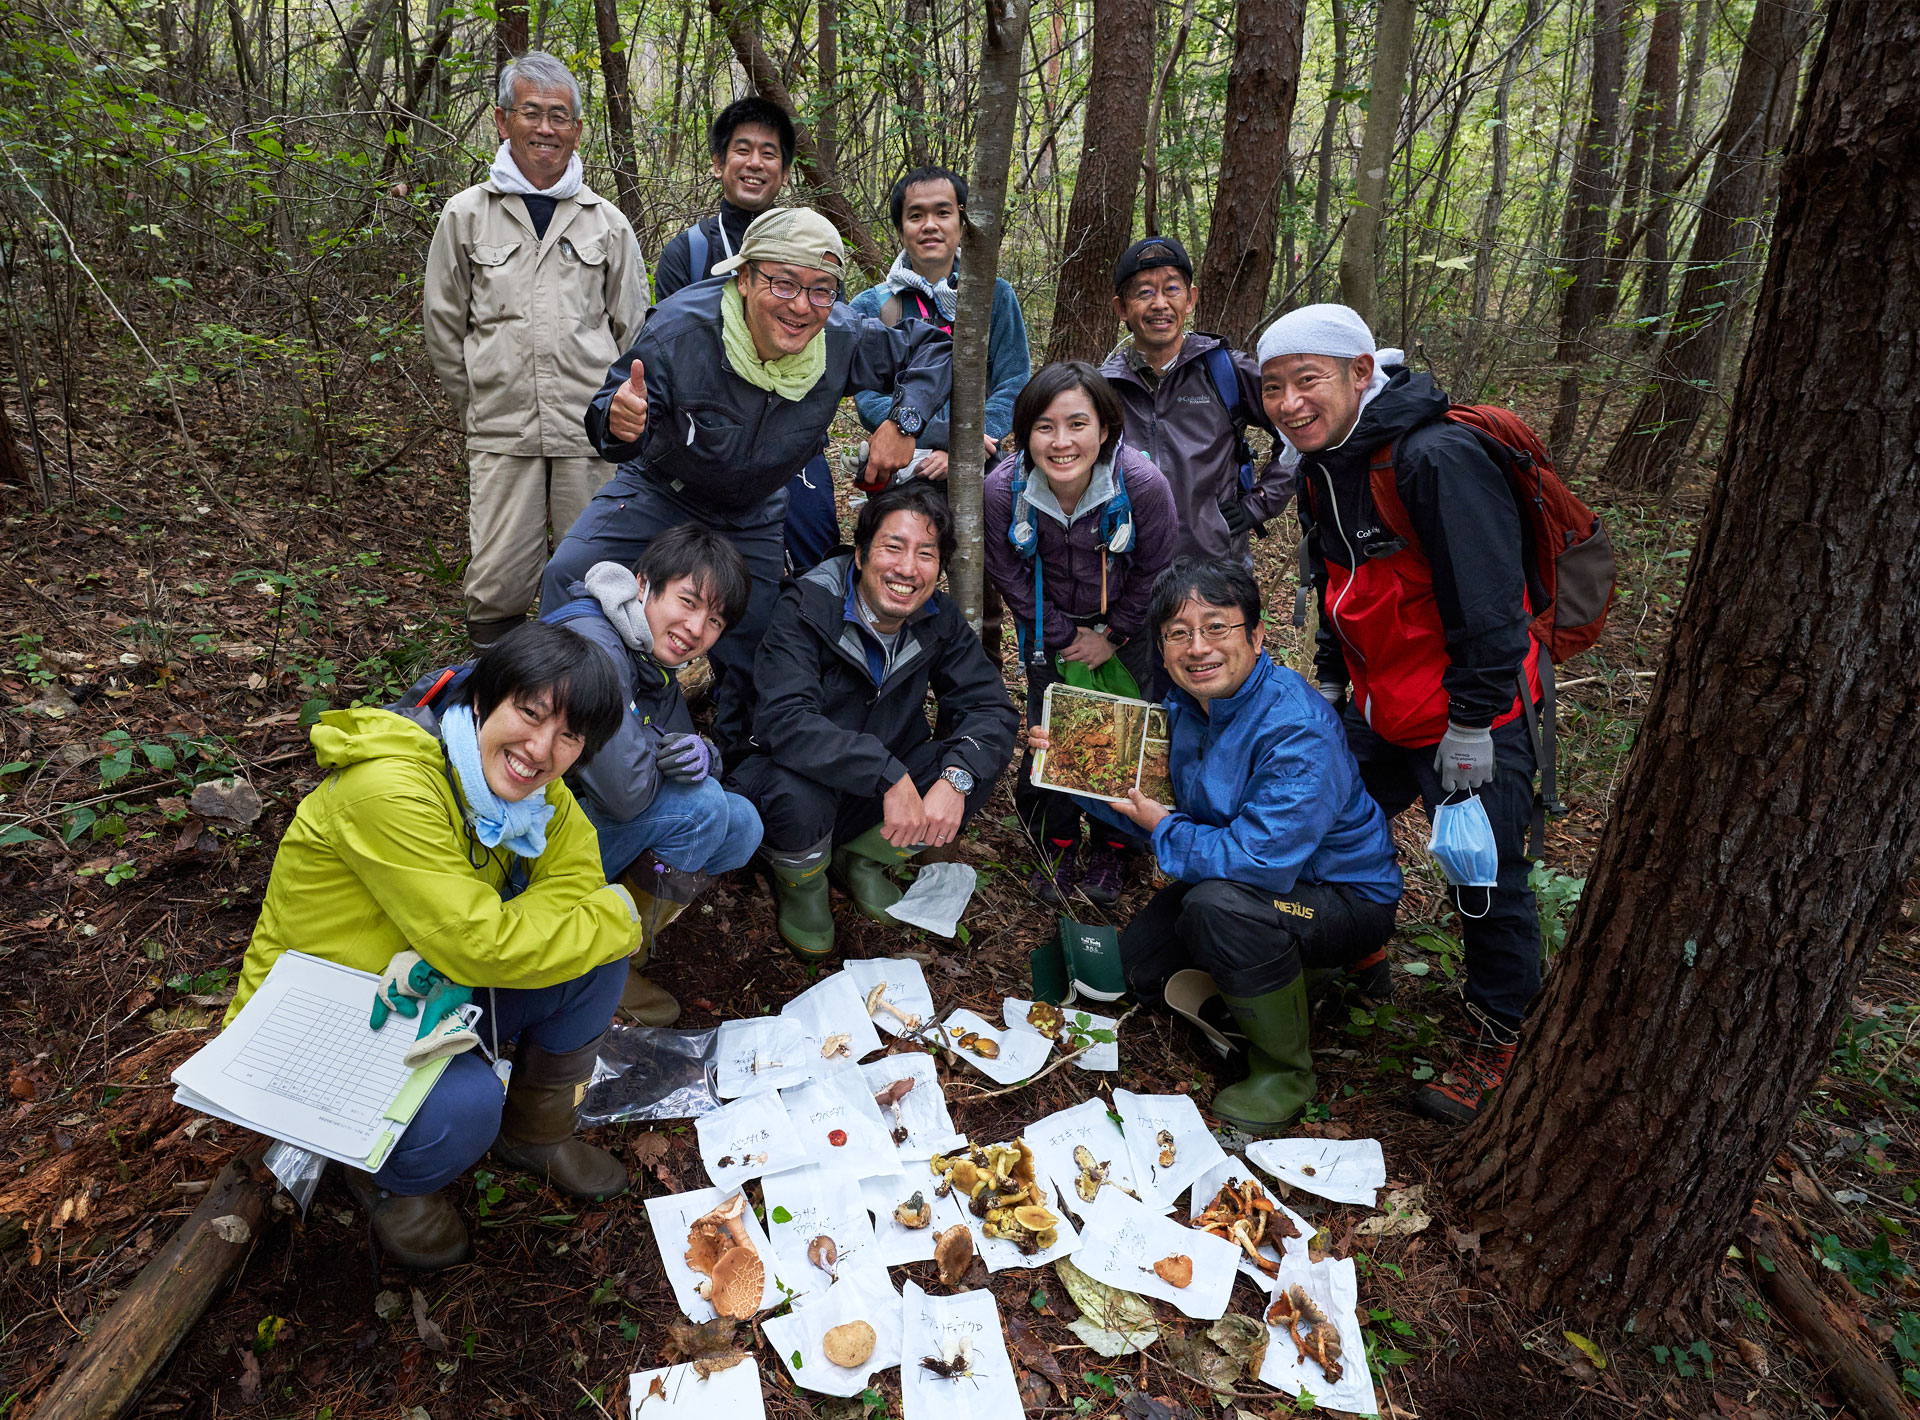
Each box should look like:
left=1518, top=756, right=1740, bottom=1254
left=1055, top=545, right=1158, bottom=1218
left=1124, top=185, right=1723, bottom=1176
left=425, top=52, right=649, bottom=648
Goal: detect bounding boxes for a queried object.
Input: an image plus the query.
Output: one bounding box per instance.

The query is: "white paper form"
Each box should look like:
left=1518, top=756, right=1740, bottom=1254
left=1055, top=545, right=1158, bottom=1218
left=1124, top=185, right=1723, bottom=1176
left=1025, top=1096, right=1142, bottom=1221
left=1114, top=1089, right=1228, bottom=1213
left=170, top=950, right=444, bottom=1167
left=627, top=1357, right=764, bottom=1420
left=860, top=1171, right=943, bottom=1265
left=842, top=958, right=937, bottom=1040
left=1245, top=1136, right=1387, bottom=1207
left=900, top=1282, right=1023, bottom=1420
left=1185, top=1155, right=1314, bottom=1284
left=1004, top=998, right=1120, bottom=1071
left=1072, top=1188, right=1242, bottom=1320
left=939, top=1008, right=1050, bottom=1085
left=1257, top=1256, right=1377, bottom=1415
left=762, top=1267, right=905, bottom=1397
left=695, top=1090, right=810, bottom=1192
left=642, top=1185, right=783, bottom=1323
left=860, top=1051, right=962, bottom=1159
left=713, top=1017, right=812, bottom=1099
left=760, top=1162, right=888, bottom=1300
left=780, top=1062, right=901, bottom=1177
left=780, top=971, right=884, bottom=1066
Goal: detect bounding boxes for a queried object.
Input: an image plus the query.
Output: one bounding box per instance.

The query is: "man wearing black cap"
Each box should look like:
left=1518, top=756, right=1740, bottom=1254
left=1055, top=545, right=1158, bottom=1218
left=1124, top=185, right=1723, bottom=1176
left=1099, top=237, right=1294, bottom=562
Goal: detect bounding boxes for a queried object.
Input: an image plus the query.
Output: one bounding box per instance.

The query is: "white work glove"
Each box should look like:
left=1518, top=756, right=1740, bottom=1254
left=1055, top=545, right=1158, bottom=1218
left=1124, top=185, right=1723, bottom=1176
left=1434, top=721, right=1495, bottom=793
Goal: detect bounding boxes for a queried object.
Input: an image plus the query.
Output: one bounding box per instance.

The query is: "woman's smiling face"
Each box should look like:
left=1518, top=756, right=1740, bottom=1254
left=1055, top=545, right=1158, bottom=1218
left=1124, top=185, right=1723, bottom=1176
left=476, top=690, right=585, bottom=801
left=1028, top=385, right=1106, bottom=496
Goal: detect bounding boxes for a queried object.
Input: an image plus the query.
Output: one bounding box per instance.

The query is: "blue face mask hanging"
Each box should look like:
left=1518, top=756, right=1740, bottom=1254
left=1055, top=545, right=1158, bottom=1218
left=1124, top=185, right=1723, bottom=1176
left=1429, top=792, right=1498, bottom=916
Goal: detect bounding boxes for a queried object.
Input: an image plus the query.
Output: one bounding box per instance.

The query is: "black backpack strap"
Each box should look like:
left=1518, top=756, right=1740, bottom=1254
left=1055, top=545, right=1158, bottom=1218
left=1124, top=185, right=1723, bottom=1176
left=1518, top=654, right=1564, bottom=860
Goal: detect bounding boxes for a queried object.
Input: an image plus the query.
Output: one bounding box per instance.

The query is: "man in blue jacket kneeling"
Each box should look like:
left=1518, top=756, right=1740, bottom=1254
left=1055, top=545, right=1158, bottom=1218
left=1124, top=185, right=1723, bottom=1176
left=1105, top=557, right=1402, bottom=1134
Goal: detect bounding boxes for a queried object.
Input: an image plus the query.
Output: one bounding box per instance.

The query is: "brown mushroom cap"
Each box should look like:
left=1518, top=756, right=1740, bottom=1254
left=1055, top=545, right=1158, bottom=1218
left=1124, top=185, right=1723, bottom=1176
left=684, top=1222, right=726, bottom=1277
left=709, top=1245, right=764, bottom=1319
left=933, top=1224, right=974, bottom=1286
left=1153, top=1254, right=1195, bottom=1288
left=1012, top=1205, right=1056, bottom=1231
left=822, top=1320, right=877, bottom=1369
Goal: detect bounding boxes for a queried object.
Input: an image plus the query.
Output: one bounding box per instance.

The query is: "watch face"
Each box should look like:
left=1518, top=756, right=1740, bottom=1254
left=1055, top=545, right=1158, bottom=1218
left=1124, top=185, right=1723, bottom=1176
left=943, top=767, right=974, bottom=794
left=892, top=403, right=925, bottom=436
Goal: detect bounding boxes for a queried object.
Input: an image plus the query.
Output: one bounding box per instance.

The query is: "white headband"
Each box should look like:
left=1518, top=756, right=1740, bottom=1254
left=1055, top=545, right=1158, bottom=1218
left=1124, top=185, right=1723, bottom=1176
left=1256, top=303, right=1377, bottom=366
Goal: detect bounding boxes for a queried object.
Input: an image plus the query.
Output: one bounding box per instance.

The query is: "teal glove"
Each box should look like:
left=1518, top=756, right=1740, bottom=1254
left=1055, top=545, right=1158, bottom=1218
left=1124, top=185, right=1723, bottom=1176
left=370, top=950, right=436, bottom=1030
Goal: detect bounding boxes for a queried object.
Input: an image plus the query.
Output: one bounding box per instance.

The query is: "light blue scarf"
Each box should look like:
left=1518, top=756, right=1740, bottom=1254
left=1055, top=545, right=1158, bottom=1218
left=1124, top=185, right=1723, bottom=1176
left=440, top=702, right=555, bottom=858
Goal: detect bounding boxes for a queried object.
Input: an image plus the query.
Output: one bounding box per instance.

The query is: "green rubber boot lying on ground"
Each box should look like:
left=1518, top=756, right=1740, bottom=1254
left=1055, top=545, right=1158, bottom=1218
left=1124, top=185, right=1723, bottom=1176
left=832, top=823, right=917, bottom=923
left=1211, top=977, right=1317, bottom=1137
left=768, top=849, right=835, bottom=962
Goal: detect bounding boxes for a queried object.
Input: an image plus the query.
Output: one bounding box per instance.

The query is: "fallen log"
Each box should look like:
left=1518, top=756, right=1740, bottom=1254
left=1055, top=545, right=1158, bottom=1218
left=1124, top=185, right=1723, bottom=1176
left=30, top=1152, right=271, bottom=1420
left=1744, top=1207, right=1917, bottom=1420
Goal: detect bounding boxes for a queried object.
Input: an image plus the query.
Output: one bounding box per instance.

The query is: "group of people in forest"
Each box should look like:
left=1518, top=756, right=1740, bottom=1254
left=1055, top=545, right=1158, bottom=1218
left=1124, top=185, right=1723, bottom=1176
left=229, top=52, right=1555, bottom=1271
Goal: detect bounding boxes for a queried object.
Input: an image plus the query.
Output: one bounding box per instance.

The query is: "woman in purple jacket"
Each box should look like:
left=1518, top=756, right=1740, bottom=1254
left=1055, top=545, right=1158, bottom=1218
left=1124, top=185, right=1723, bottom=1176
left=985, top=362, right=1178, bottom=906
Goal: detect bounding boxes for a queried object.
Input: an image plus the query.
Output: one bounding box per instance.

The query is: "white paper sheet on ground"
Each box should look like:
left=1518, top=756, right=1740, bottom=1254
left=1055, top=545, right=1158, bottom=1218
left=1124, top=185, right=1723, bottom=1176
left=860, top=1171, right=945, bottom=1265
left=780, top=1061, right=901, bottom=1177
left=1072, top=1187, right=1242, bottom=1319
left=713, top=1017, right=813, bottom=1099
left=627, top=1357, right=764, bottom=1419
left=1025, top=1096, right=1142, bottom=1221
left=695, top=1090, right=811, bottom=1192
left=762, top=1266, right=904, bottom=1397
left=1245, top=1136, right=1387, bottom=1207
left=1258, top=1256, right=1376, bottom=1414
left=900, top=1282, right=1023, bottom=1420
left=885, top=860, right=978, bottom=937
left=642, top=1185, right=783, bottom=1323
left=760, top=1162, right=888, bottom=1300
left=1113, top=1089, right=1228, bottom=1213
left=780, top=971, right=884, bottom=1067
left=860, top=1050, right=962, bottom=1159
left=842, top=958, right=938, bottom=1040
left=1003, top=997, right=1120, bottom=1071
left=939, top=1008, right=1050, bottom=1084
left=1184, top=1154, right=1314, bottom=1284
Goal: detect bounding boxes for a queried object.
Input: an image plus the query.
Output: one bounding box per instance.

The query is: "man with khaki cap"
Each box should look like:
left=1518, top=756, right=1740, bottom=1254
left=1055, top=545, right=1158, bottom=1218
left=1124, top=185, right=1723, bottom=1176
left=546, top=206, right=952, bottom=754
left=424, top=51, right=649, bottom=649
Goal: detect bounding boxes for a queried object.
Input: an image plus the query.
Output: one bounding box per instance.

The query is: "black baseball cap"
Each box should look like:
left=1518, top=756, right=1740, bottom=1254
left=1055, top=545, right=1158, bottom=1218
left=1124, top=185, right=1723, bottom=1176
left=1113, top=235, right=1193, bottom=291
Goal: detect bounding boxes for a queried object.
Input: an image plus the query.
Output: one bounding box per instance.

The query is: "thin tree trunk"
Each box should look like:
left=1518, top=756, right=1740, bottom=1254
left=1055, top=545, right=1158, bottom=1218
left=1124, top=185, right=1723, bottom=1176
left=495, top=0, right=528, bottom=75
left=593, top=0, right=646, bottom=231
left=1675, top=0, right=1713, bottom=151
left=900, top=0, right=932, bottom=167
left=1197, top=0, right=1306, bottom=346
left=950, top=0, right=1031, bottom=628
left=817, top=0, right=838, bottom=173
left=1336, top=0, right=1415, bottom=327
left=666, top=2, right=692, bottom=167
left=1461, top=0, right=1542, bottom=396
left=1450, top=0, right=1920, bottom=1336
left=1631, top=0, right=1685, bottom=345
left=1596, top=0, right=1681, bottom=324
left=1602, top=0, right=1812, bottom=493
left=1310, top=0, right=1347, bottom=305
left=1546, top=0, right=1628, bottom=461
left=1142, top=0, right=1197, bottom=238
left=1044, top=0, right=1155, bottom=363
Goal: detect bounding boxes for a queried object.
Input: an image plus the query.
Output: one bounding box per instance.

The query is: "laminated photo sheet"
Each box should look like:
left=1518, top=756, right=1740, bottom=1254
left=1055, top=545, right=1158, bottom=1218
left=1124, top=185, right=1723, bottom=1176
left=780, top=971, right=884, bottom=1067
left=841, top=958, right=937, bottom=1040
left=642, top=1185, right=783, bottom=1323
left=860, top=1050, right=963, bottom=1159
left=1245, top=1136, right=1387, bottom=1207
left=1025, top=1096, right=1142, bottom=1221
left=900, top=1282, right=1023, bottom=1420
left=1257, top=1255, right=1376, bottom=1415
left=760, top=1162, right=888, bottom=1301
left=1072, top=1188, right=1242, bottom=1321
left=714, top=1016, right=813, bottom=1099
left=1003, top=997, right=1120, bottom=1071
left=761, top=1267, right=905, bottom=1398
left=860, top=1170, right=947, bottom=1265
left=1115, top=1088, right=1228, bottom=1213
left=695, top=1090, right=812, bottom=1192
left=1185, top=1155, right=1314, bottom=1285
left=939, top=1007, right=1051, bottom=1085
left=780, top=1061, right=902, bottom=1178
left=627, top=1356, right=764, bottom=1419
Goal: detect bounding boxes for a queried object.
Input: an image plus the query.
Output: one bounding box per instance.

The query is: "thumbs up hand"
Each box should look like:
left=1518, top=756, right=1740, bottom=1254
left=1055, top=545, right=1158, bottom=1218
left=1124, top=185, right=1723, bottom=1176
left=607, top=358, right=648, bottom=442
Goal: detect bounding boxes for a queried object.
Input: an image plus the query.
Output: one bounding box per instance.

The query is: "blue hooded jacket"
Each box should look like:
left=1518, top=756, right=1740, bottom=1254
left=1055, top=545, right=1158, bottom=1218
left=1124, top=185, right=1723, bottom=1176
left=1152, top=652, right=1403, bottom=905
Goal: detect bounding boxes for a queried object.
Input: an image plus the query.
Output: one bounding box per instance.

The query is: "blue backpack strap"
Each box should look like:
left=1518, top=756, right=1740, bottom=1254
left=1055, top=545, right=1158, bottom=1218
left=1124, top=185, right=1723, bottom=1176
left=538, top=596, right=605, bottom=628
left=687, top=221, right=710, bottom=283
left=1202, top=346, right=1257, bottom=495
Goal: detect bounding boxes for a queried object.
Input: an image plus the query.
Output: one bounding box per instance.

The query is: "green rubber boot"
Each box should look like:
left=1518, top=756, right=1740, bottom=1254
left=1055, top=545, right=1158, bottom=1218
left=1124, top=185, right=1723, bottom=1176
left=1211, top=977, right=1317, bottom=1137
left=832, top=824, right=917, bottom=923
left=768, top=850, right=835, bottom=962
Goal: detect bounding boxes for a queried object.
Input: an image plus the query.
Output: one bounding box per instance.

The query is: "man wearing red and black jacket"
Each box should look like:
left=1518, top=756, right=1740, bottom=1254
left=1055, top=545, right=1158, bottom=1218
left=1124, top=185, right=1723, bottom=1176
left=1258, top=304, right=1542, bottom=1125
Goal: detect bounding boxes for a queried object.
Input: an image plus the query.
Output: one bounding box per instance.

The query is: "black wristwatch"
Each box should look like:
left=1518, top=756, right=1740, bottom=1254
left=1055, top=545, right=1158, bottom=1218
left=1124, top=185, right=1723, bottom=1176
left=941, top=765, right=975, bottom=795
left=889, top=397, right=927, bottom=438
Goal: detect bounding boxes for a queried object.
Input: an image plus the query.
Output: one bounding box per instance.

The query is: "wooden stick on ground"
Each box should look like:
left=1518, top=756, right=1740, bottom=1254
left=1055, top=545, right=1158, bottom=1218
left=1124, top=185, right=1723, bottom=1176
left=31, top=1152, right=271, bottom=1420
left=1744, top=1207, right=1918, bottom=1420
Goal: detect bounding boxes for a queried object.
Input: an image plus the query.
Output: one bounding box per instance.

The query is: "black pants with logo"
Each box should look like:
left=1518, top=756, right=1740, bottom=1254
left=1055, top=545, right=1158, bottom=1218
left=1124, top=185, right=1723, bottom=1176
left=727, top=738, right=997, bottom=855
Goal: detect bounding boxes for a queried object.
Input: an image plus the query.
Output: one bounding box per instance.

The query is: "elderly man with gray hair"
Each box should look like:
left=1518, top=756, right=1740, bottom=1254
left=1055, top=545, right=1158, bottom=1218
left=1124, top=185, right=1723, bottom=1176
left=424, top=52, right=649, bottom=649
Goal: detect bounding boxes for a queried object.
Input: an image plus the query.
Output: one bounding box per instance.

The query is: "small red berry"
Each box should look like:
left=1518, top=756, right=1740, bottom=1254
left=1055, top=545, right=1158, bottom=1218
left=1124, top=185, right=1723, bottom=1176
left=828, top=1129, right=848, bottom=1147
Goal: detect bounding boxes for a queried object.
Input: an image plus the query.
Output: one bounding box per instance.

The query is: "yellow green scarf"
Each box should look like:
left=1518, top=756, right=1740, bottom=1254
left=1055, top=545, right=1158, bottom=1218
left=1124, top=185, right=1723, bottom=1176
left=720, top=281, right=827, bottom=400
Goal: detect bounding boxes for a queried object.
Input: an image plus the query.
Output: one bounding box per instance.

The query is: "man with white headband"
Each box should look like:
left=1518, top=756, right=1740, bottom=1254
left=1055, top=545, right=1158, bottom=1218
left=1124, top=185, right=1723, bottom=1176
left=1257, top=302, right=1543, bottom=1126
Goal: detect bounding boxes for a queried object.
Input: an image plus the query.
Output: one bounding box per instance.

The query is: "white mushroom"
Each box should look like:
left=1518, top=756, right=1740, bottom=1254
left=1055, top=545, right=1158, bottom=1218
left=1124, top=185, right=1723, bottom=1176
left=863, top=981, right=921, bottom=1030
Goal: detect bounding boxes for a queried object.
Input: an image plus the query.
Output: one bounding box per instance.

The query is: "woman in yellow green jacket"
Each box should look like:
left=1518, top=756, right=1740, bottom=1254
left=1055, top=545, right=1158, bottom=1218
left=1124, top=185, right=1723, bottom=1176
left=230, top=621, right=638, bottom=1269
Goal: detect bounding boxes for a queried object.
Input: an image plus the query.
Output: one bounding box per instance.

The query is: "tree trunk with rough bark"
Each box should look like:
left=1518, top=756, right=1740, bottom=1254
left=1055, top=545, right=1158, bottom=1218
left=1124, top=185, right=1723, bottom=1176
left=593, top=0, right=645, bottom=231
left=1630, top=0, right=1685, bottom=345
left=494, top=0, right=527, bottom=77
left=1449, top=0, right=1920, bottom=1333
left=1336, top=0, right=1415, bottom=327
left=1141, top=0, right=1196, bottom=239
left=1044, top=0, right=1154, bottom=364
left=1309, top=0, right=1346, bottom=304
left=1601, top=0, right=1811, bottom=493
left=1597, top=0, right=1681, bottom=325
left=1196, top=0, right=1305, bottom=347
left=817, top=0, right=838, bottom=172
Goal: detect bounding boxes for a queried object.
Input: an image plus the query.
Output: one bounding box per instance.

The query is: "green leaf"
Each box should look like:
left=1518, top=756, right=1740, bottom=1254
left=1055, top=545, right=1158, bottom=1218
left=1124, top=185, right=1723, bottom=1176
left=141, top=742, right=177, bottom=771
left=1563, top=1331, right=1606, bottom=1370
left=791, top=1348, right=804, bottom=1369
left=771, top=1205, right=792, bottom=1225
left=0, top=824, right=44, bottom=847
left=63, top=805, right=99, bottom=842
left=1083, top=1371, right=1116, bottom=1395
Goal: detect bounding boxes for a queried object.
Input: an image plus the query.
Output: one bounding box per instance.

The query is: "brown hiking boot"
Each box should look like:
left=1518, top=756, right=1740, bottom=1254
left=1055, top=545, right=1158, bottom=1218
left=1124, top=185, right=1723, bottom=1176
left=491, top=1038, right=627, bottom=1200
left=343, top=1168, right=471, bottom=1272
left=617, top=963, right=681, bottom=1027
left=1413, top=1038, right=1517, bottom=1125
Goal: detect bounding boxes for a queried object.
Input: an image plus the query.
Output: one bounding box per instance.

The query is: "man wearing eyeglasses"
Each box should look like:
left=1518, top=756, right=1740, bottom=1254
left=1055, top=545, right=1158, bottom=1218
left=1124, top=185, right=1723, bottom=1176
left=546, top=207, right=949, bottom=757
left=424, top=52, right=649, bottom=652
left=1032, top=556, right=1401, bottom=1136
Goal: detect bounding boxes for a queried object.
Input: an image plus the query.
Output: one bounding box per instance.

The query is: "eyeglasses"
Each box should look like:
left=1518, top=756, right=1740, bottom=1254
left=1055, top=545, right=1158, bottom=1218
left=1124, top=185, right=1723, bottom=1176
left=1160, top=620, right=1246, bottom=648
left=508, top=105, right=579, bottom=129
left=751, top=264, right=838, bottom=308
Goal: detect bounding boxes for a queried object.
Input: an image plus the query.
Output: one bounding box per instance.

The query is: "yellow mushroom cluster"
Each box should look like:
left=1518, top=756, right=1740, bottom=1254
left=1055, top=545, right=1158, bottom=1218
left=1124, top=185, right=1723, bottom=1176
left=928, top=1139, right=1059, bottom=1254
